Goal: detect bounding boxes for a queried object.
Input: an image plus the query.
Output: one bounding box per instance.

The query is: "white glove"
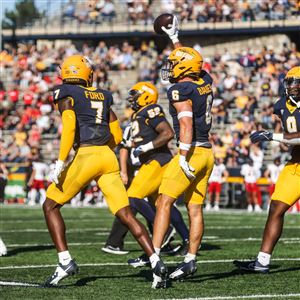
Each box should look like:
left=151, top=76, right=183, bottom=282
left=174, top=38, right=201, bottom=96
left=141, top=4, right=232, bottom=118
left=133, top=142, right=154, bottom=157
left=179, top=155, right=195, bottom=180
left=161, top=15, right=179, bottom=44
left=121, top=138, right=132, bottom=148
left=50, top=160, right=65, bottom=184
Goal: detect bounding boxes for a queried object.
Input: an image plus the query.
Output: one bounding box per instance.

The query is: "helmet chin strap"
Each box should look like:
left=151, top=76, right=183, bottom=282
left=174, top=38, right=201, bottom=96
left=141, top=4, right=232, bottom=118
left=290, top=95, right=300, bottom=109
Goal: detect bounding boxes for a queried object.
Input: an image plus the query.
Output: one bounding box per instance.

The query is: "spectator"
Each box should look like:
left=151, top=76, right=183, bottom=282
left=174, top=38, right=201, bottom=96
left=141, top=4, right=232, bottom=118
left=206, top=158, right=229, bottom=211
left=241, top=159, right=262, bottom=212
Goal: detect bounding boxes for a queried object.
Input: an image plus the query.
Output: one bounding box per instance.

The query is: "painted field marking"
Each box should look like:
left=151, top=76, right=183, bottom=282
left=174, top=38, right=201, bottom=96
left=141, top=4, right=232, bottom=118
left=5, top=237, right=300, bottom=248
left=1, top=226, right=299, bottom=233
left=0, top=281, right=40, bottom=287
left=1, top=258, right=300, bottom=270
left=157, top=294, right=300, bottom=300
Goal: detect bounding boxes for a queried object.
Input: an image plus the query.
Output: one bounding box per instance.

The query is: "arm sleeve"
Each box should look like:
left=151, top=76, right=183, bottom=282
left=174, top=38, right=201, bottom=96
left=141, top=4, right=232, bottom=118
left=58, top=109, right=76, bottom=161
left=108, top=119, right=123, bottom=149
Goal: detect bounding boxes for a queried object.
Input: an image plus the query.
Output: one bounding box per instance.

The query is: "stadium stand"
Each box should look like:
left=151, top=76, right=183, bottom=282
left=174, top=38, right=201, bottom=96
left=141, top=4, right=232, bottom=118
left=0, top=0, right=299, bottom=209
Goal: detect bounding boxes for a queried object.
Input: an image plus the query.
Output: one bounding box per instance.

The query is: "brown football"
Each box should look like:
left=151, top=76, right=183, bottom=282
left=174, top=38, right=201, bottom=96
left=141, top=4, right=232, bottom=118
left=153, top=13, right=174, bottom=35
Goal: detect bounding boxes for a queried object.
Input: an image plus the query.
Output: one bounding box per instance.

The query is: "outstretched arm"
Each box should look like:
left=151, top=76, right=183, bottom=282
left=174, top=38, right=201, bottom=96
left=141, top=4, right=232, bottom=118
left=50, top=97, right=76, bottom=184
left=58, top=98, right=76, bottom=162
left=162, top=15, right=182, bottom=49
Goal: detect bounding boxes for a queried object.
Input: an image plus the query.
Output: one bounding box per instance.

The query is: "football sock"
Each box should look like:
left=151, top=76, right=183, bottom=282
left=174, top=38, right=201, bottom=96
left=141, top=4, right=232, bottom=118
left=58, top=250, right=72, bottom=266
left=170, top=206, right=189, bottom=242
left=257, top=251, right=271, bottom=266
left=149, top=253, right=160, bottom=269
left=184, top=253, right=196, bottom=263
left=129, top=198, right=156, bottom=223
left=154, top=247, right=161, bottom=255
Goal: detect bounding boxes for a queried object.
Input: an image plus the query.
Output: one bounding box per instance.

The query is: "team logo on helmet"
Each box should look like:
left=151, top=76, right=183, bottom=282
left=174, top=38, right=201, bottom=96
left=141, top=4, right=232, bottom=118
left=127, top=82, right=158, bottom=111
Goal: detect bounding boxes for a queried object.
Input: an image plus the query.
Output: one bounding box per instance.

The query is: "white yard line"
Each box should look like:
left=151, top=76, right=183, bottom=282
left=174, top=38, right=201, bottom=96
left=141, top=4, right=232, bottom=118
left=1, top=226, right=299, bottom=233
left=158, top=294, right=300, bottom=300
left=6, top=237, right=300, bottom=248
left=0, top=281, right=40, bottom=287
left=1, top=258, right=299, bottom=270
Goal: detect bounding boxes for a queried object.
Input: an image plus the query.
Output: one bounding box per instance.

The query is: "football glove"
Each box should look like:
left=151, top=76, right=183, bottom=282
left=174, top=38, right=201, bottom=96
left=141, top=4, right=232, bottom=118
left=179, top=155, right=195, bottom=180
left=250, top=131, right=273, bottom=143
left=133, top=142, right=154, bottom=157
left=161, top=15, right=179, bottom=44
left=50, top=160, right=65, bottom=184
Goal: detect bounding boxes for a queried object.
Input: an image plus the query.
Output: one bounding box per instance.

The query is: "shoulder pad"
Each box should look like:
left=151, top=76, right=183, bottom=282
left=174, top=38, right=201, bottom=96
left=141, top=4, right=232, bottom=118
left=200, top=70, right=213, bottom=84
left=53, top=84, right=72, bottom=103
left=167, top=82, right=194, bottom=102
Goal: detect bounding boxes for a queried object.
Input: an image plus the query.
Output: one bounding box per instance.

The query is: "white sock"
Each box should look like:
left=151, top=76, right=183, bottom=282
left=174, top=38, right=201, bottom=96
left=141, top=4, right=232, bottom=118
left=58, top=250, right=72, bottom=266
left=149, top=253, right=160, bottom=269
left=184, top=252, right=196, bottom=263
left=257, top=251, right=271, bottom=266
left=154, top=247, right=160, bottom=255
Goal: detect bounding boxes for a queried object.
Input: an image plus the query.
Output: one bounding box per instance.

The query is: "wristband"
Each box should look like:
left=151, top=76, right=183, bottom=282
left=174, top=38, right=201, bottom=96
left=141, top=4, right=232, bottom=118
left=179, top=142, right=191, bottom=151
left=272, top=133, right=283, bottom=142
left=143, top=141, right=154, bottom=151
left=171, top=36, right=179, bottom=44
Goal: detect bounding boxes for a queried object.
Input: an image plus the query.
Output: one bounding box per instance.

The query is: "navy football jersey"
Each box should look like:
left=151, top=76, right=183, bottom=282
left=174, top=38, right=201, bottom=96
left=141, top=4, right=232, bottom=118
left=167, top=70, right=213, bottom=145
left=274, top=96, right=300, bottom=162
left=130, top=104, right=172, bottom=166
left=53, top=84, right=113, bottom=148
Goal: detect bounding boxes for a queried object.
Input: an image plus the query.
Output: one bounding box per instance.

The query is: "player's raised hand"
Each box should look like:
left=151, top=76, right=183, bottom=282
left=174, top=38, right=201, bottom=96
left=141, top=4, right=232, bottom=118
left=179, top=155, right=195, bottom=180
left=161, top=15, right=179, bottom=43
left=250, top=131, right=273, bottom=143
left=50, top=160, right=65, bottom=184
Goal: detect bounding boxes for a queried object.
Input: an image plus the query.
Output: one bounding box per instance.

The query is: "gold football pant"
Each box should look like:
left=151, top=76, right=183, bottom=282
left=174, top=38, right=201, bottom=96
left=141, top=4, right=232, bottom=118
left=271, top=162, right=300, bottom=206
left=127, top=160, right=168, bottom=200
left=159, top=147, right=214, bottom=204
left=46, top=146, right=129, bottom=214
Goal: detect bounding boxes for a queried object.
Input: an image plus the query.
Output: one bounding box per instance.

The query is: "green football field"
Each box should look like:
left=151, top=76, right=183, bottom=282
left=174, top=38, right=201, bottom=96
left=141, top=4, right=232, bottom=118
left=0, top=205, right=299, bottom=300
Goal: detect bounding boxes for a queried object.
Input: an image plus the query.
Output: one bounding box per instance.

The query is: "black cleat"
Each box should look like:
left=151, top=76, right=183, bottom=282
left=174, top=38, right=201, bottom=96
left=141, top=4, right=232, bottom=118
left=44, top=259, right=79, bottom=286
left=233, top=259, right=269, bottom=274
left=169, top=260, right=197, bottom=280
left=152, top=260, right=168, bottom=289
left=160, top=242, right=181, bottom=256
left=127, top=253, right=150, bottom=268
left=176, top=241, right=189, bottom=256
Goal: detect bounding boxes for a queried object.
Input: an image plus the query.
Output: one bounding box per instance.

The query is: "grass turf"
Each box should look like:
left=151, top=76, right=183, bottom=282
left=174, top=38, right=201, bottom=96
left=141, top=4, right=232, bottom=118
left=0, top=205, right=299, bottom=299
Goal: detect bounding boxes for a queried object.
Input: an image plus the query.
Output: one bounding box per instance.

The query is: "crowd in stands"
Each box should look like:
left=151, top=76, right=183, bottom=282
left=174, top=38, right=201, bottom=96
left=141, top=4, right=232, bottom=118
left=57, top=0, right=299, bottom=26
left=0, top=37, right=299, bottom=206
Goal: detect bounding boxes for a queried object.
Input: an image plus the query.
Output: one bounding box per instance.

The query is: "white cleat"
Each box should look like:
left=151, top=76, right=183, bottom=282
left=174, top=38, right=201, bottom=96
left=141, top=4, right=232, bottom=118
left=0, top=238, right=7, bottom=256
left=44, top=259, right=79, bottom=286
left=205, top=203, right=212, bottom=211
left=247, top=204, right=253, bottom=212
left=213, top=205, right=220, bottom=211
left=254, top=204, right=262, bottom=212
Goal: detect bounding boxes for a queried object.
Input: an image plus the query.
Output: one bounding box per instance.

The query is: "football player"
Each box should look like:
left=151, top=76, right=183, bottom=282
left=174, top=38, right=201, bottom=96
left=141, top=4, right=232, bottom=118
left=43, top=55, right=166, bottom=288
left=103, top=108, right=190, bottom=257
left=152, top=16, right=215, bottom=281
left=234, top=66, right=300, bottom=273
left=104, top=83, right=189, bottom=261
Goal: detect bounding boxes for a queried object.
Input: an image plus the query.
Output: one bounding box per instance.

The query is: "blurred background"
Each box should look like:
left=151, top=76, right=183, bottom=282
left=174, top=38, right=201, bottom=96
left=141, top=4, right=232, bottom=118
left=0, top=0, right=299, bottom=210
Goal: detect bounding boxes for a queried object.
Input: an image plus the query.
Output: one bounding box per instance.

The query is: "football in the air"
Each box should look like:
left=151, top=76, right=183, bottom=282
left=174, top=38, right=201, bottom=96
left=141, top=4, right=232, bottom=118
left=153, top=13, right=174, bottom=35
